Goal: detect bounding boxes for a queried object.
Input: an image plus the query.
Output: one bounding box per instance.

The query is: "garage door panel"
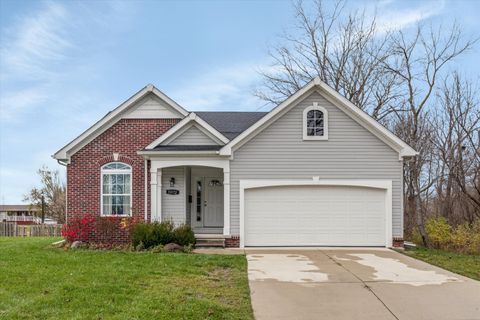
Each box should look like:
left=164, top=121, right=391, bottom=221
left=244, top=185, right=386, bottom=246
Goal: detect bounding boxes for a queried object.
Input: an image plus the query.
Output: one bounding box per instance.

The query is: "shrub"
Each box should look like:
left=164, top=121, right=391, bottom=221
left=131, top=220, right=175, bottom=249
left=425, top=217, right=451, bottom=249
left=418, top=217, right=480, bottom=255
left=151, top=244, right=165, bottom=253
left=95, top=216, right=119, bottom=239
left=173, top=224, right=196, bottom=246
left=61, top=214, right=96, bottom=242
left=132, top=223, right=151, bottom=248
left=151, top=221, right=175, bottom=246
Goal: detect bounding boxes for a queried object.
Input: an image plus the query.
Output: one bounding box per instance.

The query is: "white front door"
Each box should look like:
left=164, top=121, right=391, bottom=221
left=192, top=173, right=224, bottom=229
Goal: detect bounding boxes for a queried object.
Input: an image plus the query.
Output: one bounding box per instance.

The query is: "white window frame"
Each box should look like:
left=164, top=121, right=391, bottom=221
left=100, top=162, right=132, bottom=217
left=303, top=103, right=328, bottom=140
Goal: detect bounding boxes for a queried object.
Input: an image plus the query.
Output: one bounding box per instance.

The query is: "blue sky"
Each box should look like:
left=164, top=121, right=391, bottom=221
left=0, top=0, right=479, bottom=203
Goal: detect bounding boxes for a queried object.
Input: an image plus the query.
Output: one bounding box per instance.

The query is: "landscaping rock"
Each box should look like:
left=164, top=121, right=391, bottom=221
left=70, top=241, right=86, bottom=249
left=52, top=239, right=67, bottom=248
left=164, top=243, right=183, bottom=252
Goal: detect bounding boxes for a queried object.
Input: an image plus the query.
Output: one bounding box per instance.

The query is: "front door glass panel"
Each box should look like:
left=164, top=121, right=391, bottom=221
left=196, top=180, right=202, bottom=221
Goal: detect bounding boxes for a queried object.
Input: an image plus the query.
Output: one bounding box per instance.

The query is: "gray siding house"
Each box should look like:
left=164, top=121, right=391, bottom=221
left=54, top=78, right=417, bottom=247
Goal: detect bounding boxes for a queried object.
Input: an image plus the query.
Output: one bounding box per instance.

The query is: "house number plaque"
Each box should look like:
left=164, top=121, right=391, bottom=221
left=166, top=189, right=180, bottom=195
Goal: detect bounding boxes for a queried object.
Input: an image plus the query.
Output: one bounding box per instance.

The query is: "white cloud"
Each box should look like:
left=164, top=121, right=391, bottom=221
left=374, top=0, right=446, bottom=33
left=0, top=86, right=49, bottom=120
left=171, top=63, right=265, bottom=111
left=0, top=1, right=72, bottom=79
left=0, top=1, right=135, bottom=122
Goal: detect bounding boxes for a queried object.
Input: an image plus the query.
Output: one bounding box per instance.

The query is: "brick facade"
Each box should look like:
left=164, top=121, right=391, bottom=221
left=67, top=118, right=179, bottom=243
left=392, top=237, right=404, bottom=248
left=225, top=236, right=240, bottom=248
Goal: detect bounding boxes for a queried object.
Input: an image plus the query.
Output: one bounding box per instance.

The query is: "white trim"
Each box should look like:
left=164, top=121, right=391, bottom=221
left=157, top=169, right=162, bottom=222
left=303, top=103, right=329, bottom=140
left=220, top=78, right=417, bottom=158
left=100, top=162, right=132, bottom=217
left=145, top=113, right=229, bottom=149
left=223, top=169, right=230, bottom=236
left=399, top=159, right=404, bottom=239
left=239, top=178, right=393, bottom=248
left=144, top=159, right=148, bottom=222
left=150, top=169, right=158, bottom=222
left=139, top=150, right=221, bottom=157
left=53, top=84, right=188, bottom=161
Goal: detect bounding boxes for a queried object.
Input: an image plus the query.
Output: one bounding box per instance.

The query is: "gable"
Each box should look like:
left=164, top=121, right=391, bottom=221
left=163, top=124, right=222, bottom=146
left=144, top=113, right=229, bottom=150
left=220, top=78, right=417, bottom=159
left=235, top=90, right=399, bottom=157
left=53, top=84, right=188, bottom=162
left=123, top=93, right=184, bottom=119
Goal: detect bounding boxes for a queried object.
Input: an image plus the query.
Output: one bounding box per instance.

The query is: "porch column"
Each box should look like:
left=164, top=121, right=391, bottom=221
left=150, top=168, right=162, bottom=222
left=157, top=169, right=162, bottom=221
left=223, top=169, right=230, bottom=235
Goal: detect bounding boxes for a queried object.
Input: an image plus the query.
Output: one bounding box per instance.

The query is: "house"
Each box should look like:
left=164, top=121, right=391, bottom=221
left=0, top=205, right=41, bottom=225
left=53, top=78, right=417, bottom=247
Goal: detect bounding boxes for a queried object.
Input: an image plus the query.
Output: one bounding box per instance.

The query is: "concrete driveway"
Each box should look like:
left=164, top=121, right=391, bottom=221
left=246, top=248, right=480, bottom=320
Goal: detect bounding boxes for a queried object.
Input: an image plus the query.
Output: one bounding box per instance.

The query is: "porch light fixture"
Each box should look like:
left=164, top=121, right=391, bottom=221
left=169, top=177, right=175, bottom=187
left=208, top=179, right=223, bottom=187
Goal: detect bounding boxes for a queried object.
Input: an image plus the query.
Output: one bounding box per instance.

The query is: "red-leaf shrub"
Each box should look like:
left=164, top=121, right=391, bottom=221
left=61, top=214, right=96, bottom=242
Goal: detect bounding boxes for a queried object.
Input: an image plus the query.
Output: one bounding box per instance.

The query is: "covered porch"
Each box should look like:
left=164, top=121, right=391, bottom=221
left=148, top=157, right=230, bottom=237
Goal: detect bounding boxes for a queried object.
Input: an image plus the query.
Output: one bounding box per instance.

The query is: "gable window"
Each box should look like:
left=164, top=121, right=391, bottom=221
left=101, top=162, right=132, bottom=216
left=303, top=103, right=328, bottom=140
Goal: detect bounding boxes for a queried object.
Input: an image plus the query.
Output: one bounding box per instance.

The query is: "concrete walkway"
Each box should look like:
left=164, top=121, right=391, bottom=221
left=246, top=248, right=480, bottom=320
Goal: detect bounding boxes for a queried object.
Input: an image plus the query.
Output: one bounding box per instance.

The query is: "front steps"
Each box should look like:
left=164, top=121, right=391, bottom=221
left=195, top=234, right=226, bottom=248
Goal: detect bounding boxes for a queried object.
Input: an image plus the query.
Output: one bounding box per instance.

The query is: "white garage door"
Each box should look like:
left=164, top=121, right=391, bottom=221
left=244, top=185, right=386, bottom=246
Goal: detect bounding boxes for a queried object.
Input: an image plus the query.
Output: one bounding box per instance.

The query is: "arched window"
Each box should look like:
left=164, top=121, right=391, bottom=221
left=101, top=162, right=132, bottom=216
left=303, top=103, right=328, bottom=140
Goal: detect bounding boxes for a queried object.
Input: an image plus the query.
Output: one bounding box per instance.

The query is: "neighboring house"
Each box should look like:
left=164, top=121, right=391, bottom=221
left=53, top=78, right=417, bottom=248
left=0, top=205, right=41, bottom=225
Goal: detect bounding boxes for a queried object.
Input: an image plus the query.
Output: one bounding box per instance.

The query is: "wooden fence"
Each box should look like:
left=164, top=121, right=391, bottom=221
left=0, top=223, right=63, bottom=237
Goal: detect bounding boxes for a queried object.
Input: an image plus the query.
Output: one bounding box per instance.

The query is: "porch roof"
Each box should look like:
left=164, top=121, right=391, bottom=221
left=148, top=145, right=222, bottom=151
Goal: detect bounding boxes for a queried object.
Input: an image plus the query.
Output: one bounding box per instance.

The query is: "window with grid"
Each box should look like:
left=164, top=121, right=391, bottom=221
left=306, top=109, right=324, bottom=137
left=101, top=162, right=131, bottom=216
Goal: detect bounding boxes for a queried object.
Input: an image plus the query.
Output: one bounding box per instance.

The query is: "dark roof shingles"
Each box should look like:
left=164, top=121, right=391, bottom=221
left=195, top=112, right=267, bottom=140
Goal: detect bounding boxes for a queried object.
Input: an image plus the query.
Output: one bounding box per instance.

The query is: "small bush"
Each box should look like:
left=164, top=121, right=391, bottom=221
left=151, top=244, right=165, bottom=253
left=183, top=244, right=194, bottom=253
left=174, top=224, right=196, bottom=246
left=131, top=220, right=177, bottom=249
left=61, top=214, right=96, bottom=242
left=132, top=223, right=151, bottom=248
left=151, top=221, right=175, bottom=246
left=417, top=217, right=480, bottom=255
left=425, top=217, right=451, bottom=249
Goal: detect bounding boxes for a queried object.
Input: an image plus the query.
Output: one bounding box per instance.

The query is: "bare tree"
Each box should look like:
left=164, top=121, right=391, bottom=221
left=432, top=74, right=480, bottom=223
left=386, top=25, right=476, bottom=245
left=24, top=165, right=66, bottom=224
left=256, top=0, right=399, bottom=120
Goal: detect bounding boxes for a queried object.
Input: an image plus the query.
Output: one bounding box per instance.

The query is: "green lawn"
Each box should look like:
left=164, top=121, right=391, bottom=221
left=0, top=237, right=253, bottom=320
left=401, top=247, right=480, bottom=281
